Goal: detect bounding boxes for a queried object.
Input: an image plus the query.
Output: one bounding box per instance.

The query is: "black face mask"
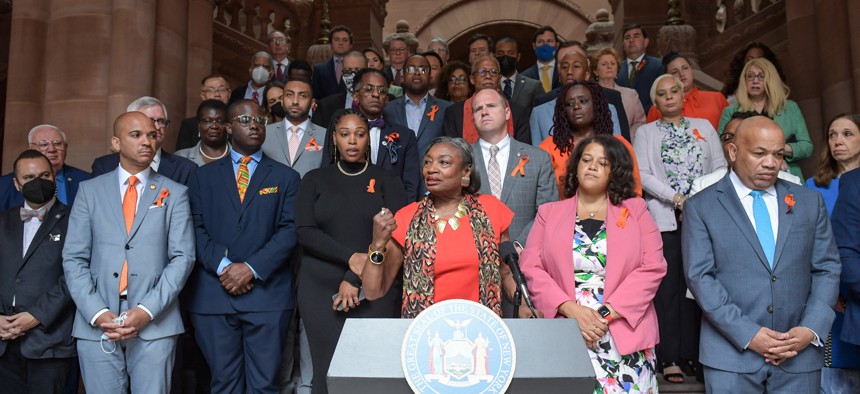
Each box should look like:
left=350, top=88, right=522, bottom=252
left=21, top=177, right=56, bottom=205
left=270, top=102, right=286, bottom=119
left=496, top=55, right=517, bottom=75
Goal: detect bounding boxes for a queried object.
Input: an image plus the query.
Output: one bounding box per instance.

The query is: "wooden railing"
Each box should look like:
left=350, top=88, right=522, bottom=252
left=213, top=0, right=320, bottom=59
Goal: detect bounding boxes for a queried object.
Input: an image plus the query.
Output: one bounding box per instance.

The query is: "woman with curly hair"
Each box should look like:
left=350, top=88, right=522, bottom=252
left=721, top=42, right=787, bottom=104
left=538, top=80, right=641, bottom=198
left=434, top=61, right=472, bottom=103
left=521, top=134, right=667, bottom=392
left=633, top=74, right=725, bottom=384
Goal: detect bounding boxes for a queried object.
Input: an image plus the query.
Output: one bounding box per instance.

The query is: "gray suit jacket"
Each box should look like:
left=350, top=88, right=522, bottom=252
left=506, top=73, right=542, bottom=110
left=63, top=170, right=195, bottom=341
left=263, top=120, right=327, bottom=178
left=682, top=175, right=840, bottom=374
left=472, top=138, right=558, bottom=245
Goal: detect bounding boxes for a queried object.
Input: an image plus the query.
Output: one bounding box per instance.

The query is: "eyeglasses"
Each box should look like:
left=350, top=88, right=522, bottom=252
left=745, top=73, right=765, bottom=82
left=720, top=133, right=735, bottom=143
left=448, top=75, right=468, bottom=84
left=232, top=115, right=269, bottom=127
left=473, top=69, right=501, bottom=77
left=389, top=47, right=407, bottom=53
left=200, top=119, right=228, bottom=127
left=150, top=118, right=171, bottom=128
left=357, top=85, right=387, bottom=96
left=202, top=88, right=230, bottom=94
left=269, top=37, right=288, bottom=43
left=32, top=140, right=66, bottom=150
left=405, top=66, right=429, bottom=75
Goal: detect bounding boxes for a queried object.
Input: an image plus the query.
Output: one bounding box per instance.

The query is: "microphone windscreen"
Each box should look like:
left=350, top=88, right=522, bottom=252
left=499, top=241, right=517, bottom=260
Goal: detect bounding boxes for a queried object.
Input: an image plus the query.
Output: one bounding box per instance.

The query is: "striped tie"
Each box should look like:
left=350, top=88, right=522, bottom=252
left=237, top=156, right=251, bottom=202
left=120, top=176, right=138, bottom=295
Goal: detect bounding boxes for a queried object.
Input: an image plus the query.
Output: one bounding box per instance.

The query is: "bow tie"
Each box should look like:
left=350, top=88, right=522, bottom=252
left=369, top=118, right=386, bottom=129
left=20, top=207, right=47, bottom=222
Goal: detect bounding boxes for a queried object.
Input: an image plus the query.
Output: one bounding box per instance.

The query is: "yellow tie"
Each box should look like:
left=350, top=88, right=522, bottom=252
left=540, top=65, right=551, bottom=92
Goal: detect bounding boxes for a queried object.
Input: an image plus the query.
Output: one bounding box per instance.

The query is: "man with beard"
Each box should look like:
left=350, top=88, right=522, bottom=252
left=262, top=78, right=324, bottom=177
left=311, top=51, right=367, bottom=129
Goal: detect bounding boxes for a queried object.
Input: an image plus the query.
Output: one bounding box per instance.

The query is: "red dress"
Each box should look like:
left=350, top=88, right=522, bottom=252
left=392, top=194, right=513, bottom=303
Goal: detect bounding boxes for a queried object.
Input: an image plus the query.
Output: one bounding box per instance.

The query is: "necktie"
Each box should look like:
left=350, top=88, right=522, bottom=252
left=369, top=118, right=386, bottom=129
left=20, top=206, right=47, bottom=222
left=488, top=145, right=502, bottom=198
left=288, top=126, right=301, bottom=165
left=750, top=190, right=775, bottom=268
left=394, top=68, right=403, bottom=86
left=252, top=90, right=260, bottom=104
left=628, top=61, right=639, bottom=87
left=503, top=79, right=513, bottom=101
left=540, top=65, right=551, bottom=93
left=277, top=63, right=284, bottom=82
left=237, top=156, right=251, bottom=202
left=335, top=57, right=343, bottom=83
left=120, top=176, right=138, bottom=295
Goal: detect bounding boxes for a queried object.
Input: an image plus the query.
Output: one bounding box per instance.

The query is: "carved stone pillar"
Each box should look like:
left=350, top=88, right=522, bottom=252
left=585, top=9, right=615, bottom=56
left=656, top=0, right=698, bottom=67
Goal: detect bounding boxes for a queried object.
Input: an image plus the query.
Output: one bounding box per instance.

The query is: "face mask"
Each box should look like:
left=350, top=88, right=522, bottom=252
left=270, top=102, right=286, bottom=119
left=535, top=44, right=556, bottom=62
left=496, top=56, right=517, bottom=75
left=251, top=66, right=270, bottom=84
left=342, top=72, right=356, bottom=92
left=21, top=177, right=56, bottom=205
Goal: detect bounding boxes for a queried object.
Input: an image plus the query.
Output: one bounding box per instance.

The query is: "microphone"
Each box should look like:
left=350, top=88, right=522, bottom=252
left=500, top=241, right=538, bottom=318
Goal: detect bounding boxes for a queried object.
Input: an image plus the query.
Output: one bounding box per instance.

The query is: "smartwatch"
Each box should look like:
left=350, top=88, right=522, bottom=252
left=368, top=246, right=386, bottom=265
left=597, top=305, right=613, bottom=323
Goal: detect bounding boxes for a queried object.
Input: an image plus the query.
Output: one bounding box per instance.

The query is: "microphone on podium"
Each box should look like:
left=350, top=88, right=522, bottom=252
left=500, top=241, right=539, bottom=318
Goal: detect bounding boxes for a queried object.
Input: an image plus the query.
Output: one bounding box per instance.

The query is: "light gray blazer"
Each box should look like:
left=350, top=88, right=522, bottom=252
left=472, top=138, right=558, bottom=245
left=632, top=118, right=726, bottom=231
left=682, top=175, right=840, bottom=373
left=507, top=73, right=542, bottom=110
left=263, top=119, right=327, bottom=178
left=63, top=170, right=195, bottom=341
left=174, top=142, right=232, bottom=167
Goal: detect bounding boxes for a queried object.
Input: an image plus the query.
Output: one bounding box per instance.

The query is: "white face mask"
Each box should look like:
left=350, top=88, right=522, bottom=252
left=251, top=66, right=271, bottom=84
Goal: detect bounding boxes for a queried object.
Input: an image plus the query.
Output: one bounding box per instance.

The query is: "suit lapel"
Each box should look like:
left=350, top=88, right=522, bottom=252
left=22, top=203, right=65, bottom=265
left=715, top=177, right=770, bottom=270
left=219, top=159, right=243, bottom=211
left=376, top=127, right=390, bottom=166
left=128, top=174, right=162, bottom=238
left=240, top=158, right=271, bottom=212
left=510, top=76, right=522, bottom=104
left=105, top=170, right=127, bottom=237
left=772, top=182, right=793, bottom=268
left=293, top=124, right=319, bottom=165
left=500, top=144, right=524, bottom=203
left=273, top=121, right=292, bottom=164
left=415, top=96, right=433, bottom=139
left=472, top=142, right=489, bottom=194
left=10, top=214, right=24, bottom=272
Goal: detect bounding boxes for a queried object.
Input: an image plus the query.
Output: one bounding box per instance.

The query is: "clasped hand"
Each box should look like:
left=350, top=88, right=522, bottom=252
left=559, top=301, right=608, bottom=349
left=220, top=263, right=255, bottom=295
left=0, top=312, right=40, bottom=340
left=96, top=307, right=151, bottom=342
left=748, top=326, right=814, bottom=365
left=332, top=281, right=361, bottom=312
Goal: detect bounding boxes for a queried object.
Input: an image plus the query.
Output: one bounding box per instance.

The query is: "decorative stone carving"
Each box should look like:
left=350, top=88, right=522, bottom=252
left=716, top=1, right=727, bottom=33
left=585, top=9, right=615, bottom=55
left=658, top=0, right=699, bottom=67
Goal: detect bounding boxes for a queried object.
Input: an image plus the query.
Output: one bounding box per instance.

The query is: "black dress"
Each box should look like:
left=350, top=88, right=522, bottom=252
left=295, top=161, right=407, bottom=394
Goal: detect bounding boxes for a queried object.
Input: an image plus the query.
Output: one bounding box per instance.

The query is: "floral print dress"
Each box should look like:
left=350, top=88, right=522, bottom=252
left=573, top=218, right=657, bottom=393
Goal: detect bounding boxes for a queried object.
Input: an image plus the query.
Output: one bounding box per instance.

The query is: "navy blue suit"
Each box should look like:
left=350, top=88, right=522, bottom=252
left=832, top=168, right=860, bottom=346
left=521, top=62, right=560, bottom=92
left=90, top=151, right=197, bottom=185
left=0, top=165, right=90, bottom=212
left=615, top=55, right=663, bottom=112
left=322, top=120, right=421, bottom=201
left=186, top=153, right=300, bottom=393
left=311, top=58, right=345, bottom=100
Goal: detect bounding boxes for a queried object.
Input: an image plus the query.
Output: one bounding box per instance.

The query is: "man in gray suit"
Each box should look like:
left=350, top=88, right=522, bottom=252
left=682, top=116, right=840, bottom=392
left=263, top=78, right=326, bottom=176
left=470, top=88, right=557, bottom=318
left=63, top=112, right=195, bottom=393
left=494, top=37, right=542, bottom=110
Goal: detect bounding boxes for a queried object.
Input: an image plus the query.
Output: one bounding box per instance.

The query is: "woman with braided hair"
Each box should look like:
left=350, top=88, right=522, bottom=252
left=538, top=80, right=642, bottom=198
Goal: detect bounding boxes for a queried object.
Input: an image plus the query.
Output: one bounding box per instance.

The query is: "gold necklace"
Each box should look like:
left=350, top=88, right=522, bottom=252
left=432, top=201, right=467, bottom=233
left=336, top=160, right=369, bottom=176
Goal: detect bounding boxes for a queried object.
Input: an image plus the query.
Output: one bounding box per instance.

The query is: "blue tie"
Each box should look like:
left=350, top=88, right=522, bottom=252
left=750, top=190, right=775, bottom=268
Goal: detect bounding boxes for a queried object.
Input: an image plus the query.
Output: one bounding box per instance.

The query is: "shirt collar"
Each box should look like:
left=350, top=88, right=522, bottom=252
left=729, top=170, right=776, bottom=199
left=285, top=117, right=311, bottom=133
left=152, top=148, right=162, bottom=165
left=230, top=148, right=263, bottom=164
left=24, top=197, right=56, bottom=212
left=118, top=165, right=151, bottom=188
left=404, top=93, right=430, bottom=107
left=627, top=53, right=646, bottom=64
left=537, top=59, right=555, bottom=67
left=479, top=134, right=511, bottom=153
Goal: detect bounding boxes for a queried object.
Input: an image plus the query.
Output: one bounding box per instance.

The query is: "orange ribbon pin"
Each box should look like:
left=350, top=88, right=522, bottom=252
left=387, top=132, right=400, bottom=143
left=367, top=178, right=376, bottom=193
left=693, top=128, right=705, bottom=141
left=785, top=194, right=795, bottom=213
left=305, top=138, right=321, bottom=151
left=616, top=207, right=629, bottom=229
left=510, top=154, right=529, bottom=177
left=155, top=188, right=170, bottom=207
left=426, top=105, right=439, bottom=122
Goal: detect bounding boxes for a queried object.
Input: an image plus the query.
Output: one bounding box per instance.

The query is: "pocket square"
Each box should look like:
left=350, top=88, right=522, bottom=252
left=260, top=187, right=279, bottom=195
left=148, top=204, right=165, bottom=209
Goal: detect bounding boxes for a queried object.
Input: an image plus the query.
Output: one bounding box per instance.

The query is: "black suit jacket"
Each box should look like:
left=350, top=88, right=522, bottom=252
left=91, top=151, right=198, bottom=185
left=312, top=58, right=345, bottom=100
left=310, top=92, right=348, bottom=130
left=535, top=86, right=631, bottom=142
left=0, top=165, right=90, bottom=212
left=521, top=63, right=561, bottom=92
left=321, top=120, right=421, bottom=201
left=176, top=116, right=199, bottom=151
left=0, top=202, right=75, bottom=359
left=442, top=100, right=532, bottom=145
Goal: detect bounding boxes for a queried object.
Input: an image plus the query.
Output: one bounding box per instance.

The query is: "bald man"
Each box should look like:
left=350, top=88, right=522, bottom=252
left=64, top=112, right=195, bottom=393
left=682, top=116, right=840, bottom=392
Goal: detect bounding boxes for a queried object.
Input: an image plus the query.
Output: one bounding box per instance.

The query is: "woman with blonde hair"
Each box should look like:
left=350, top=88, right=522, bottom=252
left=717, top=57, right=812, bottom=178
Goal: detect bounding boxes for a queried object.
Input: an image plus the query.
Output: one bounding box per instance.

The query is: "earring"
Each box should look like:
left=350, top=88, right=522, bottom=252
left=461, top=176, right=470, bottom=187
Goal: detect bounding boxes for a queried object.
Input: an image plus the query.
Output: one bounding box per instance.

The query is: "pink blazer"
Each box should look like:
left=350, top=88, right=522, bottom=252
left=520, top=195, right=667, bottom=355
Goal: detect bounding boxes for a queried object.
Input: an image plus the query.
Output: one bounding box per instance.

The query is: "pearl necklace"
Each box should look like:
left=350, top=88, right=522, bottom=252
left=337, top=160, right=369, bottom=176
left=199, top=144, right=230, bottom=160
left=432, top=201, right=467, bottom=233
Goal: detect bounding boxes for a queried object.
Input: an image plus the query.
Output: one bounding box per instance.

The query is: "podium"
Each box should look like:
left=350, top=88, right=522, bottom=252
left=328, top=318, right=595, bottom=393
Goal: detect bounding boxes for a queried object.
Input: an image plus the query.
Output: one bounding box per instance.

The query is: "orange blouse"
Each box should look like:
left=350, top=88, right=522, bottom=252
left=392, top=194, right=513, bottom=304
left=647, top=88, right=728, bottom=131
left=538, top=135, right=643, bottom=199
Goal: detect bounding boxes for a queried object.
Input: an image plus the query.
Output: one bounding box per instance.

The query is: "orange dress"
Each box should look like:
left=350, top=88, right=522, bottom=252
left=538, top=135, right=643, bottom=199
left=646, top=88, right=728, bottom=131
left=392, top=194, right=513, bottom=303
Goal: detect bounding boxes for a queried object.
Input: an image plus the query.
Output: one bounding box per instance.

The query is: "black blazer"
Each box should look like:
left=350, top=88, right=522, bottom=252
left=442, top=100, right=532, bottom=145
left=176, top=116, right=199, bottom=151
left=535, top=86, right=631, bottom=142
left=521, top=63, right=561, bottom=91
left=0, top=164, right=90, bottom=212
left=0, top=202, right=75, bottom=359
left=312, top=58, right=345, bottom=100
left=310, top=92, right=349, bottom=131
left=91, top=151, right=198, bottom=185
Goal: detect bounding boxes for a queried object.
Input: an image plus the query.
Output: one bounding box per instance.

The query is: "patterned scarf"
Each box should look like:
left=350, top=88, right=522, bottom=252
left=659, top=118, right=704, bottom=195
left=401, top=193, right=502, bottom=318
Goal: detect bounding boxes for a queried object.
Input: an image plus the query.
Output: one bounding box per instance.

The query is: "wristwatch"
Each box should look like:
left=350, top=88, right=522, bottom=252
left=597, top=305, right=613, bottom=323
left=368, top=246, right=386, bottom=265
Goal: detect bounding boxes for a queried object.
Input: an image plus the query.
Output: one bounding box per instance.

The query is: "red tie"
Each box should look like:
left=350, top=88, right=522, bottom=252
left=120, top=176, right=138, bottom=295
left=252, top=90, right=259, bottom=104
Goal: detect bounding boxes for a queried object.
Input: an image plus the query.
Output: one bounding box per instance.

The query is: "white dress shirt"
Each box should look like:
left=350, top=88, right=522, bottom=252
left=369, top=125, right=381, bottom=164
left=16, top=198, right=56, bottom=307
left=479, top=135, right=511, bottom=191
left=151, top=149, right=162, bottom=172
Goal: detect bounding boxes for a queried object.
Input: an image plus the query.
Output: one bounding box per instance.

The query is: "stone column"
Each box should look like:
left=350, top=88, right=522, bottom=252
left=849, top=0, right=860, bottom=111
left=153, top=0, right=189, bottom=152
left=186, top=0, right=216, bottom=119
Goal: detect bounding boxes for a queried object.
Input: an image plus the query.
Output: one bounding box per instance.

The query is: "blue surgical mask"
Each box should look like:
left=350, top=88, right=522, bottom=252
left=535, top=44, right=556, bottom=62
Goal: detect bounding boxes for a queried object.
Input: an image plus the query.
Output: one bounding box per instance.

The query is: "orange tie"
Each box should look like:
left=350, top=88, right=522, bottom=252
left=120, top=176, right=138, bottom=295
left=237, top=156, right=251, bottom=202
